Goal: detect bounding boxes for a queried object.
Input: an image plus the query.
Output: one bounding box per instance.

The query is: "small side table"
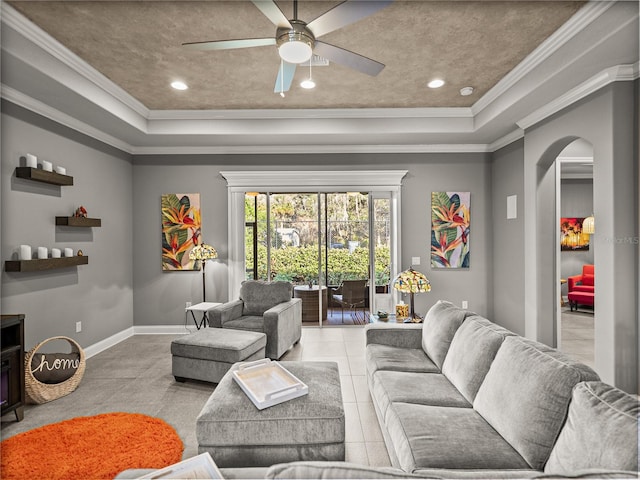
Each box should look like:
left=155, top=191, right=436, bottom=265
left=369, top=313, right=409, bottom=324
left=186, top=302, right=222, bottom=330
left=560, top=278, right=567, bottom=306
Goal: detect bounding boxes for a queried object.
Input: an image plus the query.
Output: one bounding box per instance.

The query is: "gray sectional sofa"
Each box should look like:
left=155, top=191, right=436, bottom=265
left=119, top=300, right=638, bottom=479
left=264, top=301, right=638, bottom=479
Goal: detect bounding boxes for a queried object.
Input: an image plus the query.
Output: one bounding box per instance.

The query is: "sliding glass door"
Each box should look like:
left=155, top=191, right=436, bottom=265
left=223, top=169, right=407, bottom=325
left=244, top=191, right=390, bottom=325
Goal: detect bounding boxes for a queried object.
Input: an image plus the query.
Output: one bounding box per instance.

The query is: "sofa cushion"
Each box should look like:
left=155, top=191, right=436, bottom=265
left=573, top=285, right=594, bottom=293
left=266, top=462, right=434, bottom=479
left=371, top=371, right=470, bottom=418
left=442, top=315, right=514, bottom=403
left=544, top=381, right=639, bottom=475
left=581, top=274, right=594, bottom=286
left=421, top=300, right=469, bottom=369
left=171, top=328, right=266, bottom=363
left=473, top=336, right=600, bottom=470
left=240, top=280, right=292, bottom=316
left=385, top=402, right=530, bottom=472
left=224, top=316, right=264, bottom=332
left=366, top=344, right=439, bottom=378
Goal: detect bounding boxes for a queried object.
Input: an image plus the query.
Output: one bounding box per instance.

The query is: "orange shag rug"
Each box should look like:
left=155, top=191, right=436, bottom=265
left=1, top=412, right=184, bottom=480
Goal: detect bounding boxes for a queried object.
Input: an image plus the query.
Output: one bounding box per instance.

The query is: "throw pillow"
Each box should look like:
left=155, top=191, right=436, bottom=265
left=31, top=352, right=80, bottom=384
left=544, top=381, right=639, bottom=475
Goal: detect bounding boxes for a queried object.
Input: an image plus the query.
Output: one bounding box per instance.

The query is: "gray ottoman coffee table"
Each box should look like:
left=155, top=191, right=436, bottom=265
left=171, top=328, right=266, bottom=384
left=196, top=361, right=345, bottom=467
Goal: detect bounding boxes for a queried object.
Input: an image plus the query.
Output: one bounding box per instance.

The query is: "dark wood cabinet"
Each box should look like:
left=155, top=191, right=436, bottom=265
left=1, top=314, right=25, bottom=421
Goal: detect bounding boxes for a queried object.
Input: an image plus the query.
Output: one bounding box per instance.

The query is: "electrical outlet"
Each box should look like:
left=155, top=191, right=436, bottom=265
left=186, top=301, right=192, bottom=309
left=411, top=256, right=421, bottom=266
left=461, top=301, right=468, bottom=309
left=76, top=321, right=82, bottom=333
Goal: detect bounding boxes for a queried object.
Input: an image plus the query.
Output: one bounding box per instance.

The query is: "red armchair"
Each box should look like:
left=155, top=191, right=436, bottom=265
left=567, top=264, right=594, bottom=311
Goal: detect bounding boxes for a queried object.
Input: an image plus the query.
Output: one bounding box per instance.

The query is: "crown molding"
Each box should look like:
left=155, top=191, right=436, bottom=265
left=147, top=107, right=473, bottom=121
left=220, top=170, right=409, bottom=189
left=517, top=63, right=637, bottom=130
left=488, top=129, right=525, bottom=152
left=558, top=156, right=594, bottom=163
left=130, top=143, right=490, bottom=155
left=471, top=0, right=614, bottom=116
left=0, top=3, right=150, bottom=119
left=1, top=84, right=134, bottom=154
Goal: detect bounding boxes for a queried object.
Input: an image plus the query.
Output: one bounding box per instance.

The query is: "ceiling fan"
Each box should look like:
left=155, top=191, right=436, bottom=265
left=182, top=0, right=393, bottom=94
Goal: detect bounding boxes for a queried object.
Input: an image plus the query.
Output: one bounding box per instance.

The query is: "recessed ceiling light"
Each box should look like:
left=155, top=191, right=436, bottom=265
left=427, top=79, right=445, bottom=89
left=460, top=86, right=475, bottom=96
left=171, top=81, right=188, bottom=91
left=300, top=78, right=316, bottom=89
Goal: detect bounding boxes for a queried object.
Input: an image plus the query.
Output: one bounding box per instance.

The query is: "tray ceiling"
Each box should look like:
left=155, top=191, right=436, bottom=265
left=7, top=1, right=584, bottom=110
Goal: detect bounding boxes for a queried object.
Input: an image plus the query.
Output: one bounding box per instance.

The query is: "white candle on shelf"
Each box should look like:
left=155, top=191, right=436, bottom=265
left=64, top=248, right=73, bottom=257
left=37, top=247, right=48, bottom=259
left=55, top=166, right=66, bottom=175
left=51, top=248, right=61, bottom=258
left=41, top=160, right=53, bottom=172
left=19, top=245, right=32, bottom=260
left=25, top=154, right=37, bottom=168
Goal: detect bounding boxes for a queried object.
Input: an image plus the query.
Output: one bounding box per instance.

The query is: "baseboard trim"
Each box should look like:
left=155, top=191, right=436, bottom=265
left=84, top=327, right=135, bottom=359
left=83, top=325, right=197, bottom=359
left=133, top=325, right=198, bottom=335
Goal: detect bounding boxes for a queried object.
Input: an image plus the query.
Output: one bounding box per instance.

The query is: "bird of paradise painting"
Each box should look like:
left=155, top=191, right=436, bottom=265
left=431, top=192, right=470, bottom=268
left=162, top=193, right=201, bottom=270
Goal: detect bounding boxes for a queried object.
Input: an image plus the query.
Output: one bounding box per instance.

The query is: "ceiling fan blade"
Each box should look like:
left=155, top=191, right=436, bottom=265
left=314, top=41, right=384, bottom=76
left=307, top=0, right=393, bottom=38
left=274, top=61, right=297, bottom=93
left=251, top=0, right=292, bottom=29
left=182, top=38, right=276, bottom=51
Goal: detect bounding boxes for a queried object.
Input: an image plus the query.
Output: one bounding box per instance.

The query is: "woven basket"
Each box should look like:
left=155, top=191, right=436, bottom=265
left=25, top=336, right=86, bottom=404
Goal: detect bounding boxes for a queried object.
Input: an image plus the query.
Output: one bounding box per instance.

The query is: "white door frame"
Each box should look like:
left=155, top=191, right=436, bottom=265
left=221, top=170, right=407, bottom=302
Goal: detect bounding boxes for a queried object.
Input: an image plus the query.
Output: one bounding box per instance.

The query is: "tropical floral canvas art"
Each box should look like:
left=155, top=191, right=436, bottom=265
left=560, top=217, right=590, bottom=251
left=431, top=192, right=470, bottom=268
left=162, top=193, right=201, bottom=270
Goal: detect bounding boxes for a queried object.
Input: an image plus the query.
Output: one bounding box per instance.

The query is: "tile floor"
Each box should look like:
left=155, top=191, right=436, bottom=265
left=560, top=307, right=594, bottom=368
left=0, top=326, right=390, bottom=468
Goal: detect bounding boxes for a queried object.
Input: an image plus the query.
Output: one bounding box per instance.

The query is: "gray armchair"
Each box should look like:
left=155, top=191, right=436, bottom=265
left=208, top=280, right=302, bottom=359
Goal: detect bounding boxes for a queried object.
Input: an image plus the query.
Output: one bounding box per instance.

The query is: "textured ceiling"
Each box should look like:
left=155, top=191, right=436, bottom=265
left=9, top=1, right=584, bottom=110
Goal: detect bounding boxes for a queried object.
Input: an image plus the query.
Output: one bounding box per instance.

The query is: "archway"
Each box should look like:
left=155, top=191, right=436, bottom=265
left=557, top=139, right=595, bottom=368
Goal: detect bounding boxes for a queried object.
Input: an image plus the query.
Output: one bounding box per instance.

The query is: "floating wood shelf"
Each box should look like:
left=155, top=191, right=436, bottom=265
left=55, top=216, right=101, bottom=227
left=15, top=167, right=73, bottom=186
left=5, top=256, right=88, bottom=272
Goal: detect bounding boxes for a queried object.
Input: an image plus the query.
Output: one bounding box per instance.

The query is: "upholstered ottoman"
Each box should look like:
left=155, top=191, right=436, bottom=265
left=172, top=328, right=266, bottom=384
left=568, top=291, right=594, bottom=311
left=196, top=361, right=345, bottom=467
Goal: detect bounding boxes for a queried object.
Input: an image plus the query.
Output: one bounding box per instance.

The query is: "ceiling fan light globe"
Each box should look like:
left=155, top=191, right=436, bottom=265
left=279, top=41, right=313, bottom=64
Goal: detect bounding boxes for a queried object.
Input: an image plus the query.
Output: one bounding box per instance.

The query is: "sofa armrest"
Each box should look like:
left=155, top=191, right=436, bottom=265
left=263, top=299, right=301, bottom=331
left=263, top=298, right=302, bottom=358
left=567, top=274, right=582, bottom=292
left=209, top=300, right=243, bottom=327
left=365, top=323, right=423, bottom=349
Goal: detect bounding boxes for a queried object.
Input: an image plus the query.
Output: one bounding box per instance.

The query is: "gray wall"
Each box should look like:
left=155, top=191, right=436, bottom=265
left=523, top=82, right=638, bottom=392
left=132, top=153, right=493, bottom=326
left=560, top=179, right=594, bottom=288
left=1, top=102, right=134, bottom=351
left=491, top=139, right=525, bottom=334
